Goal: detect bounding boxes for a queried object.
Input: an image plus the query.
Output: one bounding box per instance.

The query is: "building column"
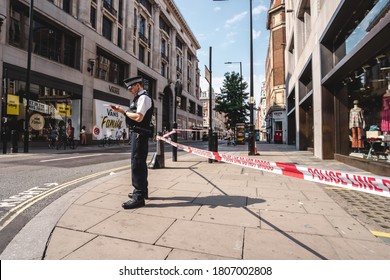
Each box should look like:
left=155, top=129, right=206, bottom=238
left=125, top=0, right=135, bottom=55
left=170, top=29, right=177, bottom=81
left=78, top=0, right=91, bottom=26
left=152, top=4, right=161, bottom=73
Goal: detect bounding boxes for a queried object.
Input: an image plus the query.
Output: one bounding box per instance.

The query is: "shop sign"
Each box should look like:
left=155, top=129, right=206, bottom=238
left=29, top=100, right=50, bottom=114
left=273, top=111, right=284, bottom=120
left=7, top=94, right=19, bottom=115
left=93, top=99, right=129, bottom=140
left=57, top=103, right=71, bottom=117
left=109, top=85, right=120, bottom=95
left=29, top=113, right=45, bottom=131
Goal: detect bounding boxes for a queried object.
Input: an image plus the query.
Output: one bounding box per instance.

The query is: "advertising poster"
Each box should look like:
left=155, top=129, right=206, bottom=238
left=93, top=99, right=129, bottom=140
left=7, top=94, right=19, bottom=115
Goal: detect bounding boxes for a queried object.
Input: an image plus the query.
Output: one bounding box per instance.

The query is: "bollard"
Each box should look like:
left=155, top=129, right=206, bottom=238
left=148, top=132, right=165, bottom=169
left=11, top=130, right=18, bottom=153
left=172, top=123, right=177, bottom=162
left=2, top=131, right=7, bottom=154
left=213, top=132, right=218, bottom=162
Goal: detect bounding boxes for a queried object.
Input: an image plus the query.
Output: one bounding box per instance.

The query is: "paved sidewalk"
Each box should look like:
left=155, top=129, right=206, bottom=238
left=2, top=143, right=390, bottom=260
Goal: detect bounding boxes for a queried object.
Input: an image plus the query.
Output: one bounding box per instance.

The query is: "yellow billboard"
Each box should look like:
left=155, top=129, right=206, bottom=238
left=57, top=103, right=71, bottom=117
left=7, top=94, right=19, bottom=115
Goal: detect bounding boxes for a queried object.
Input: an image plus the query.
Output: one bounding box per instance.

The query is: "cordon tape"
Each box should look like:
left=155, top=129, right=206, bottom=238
left=157, top=129, right=390, bottom=198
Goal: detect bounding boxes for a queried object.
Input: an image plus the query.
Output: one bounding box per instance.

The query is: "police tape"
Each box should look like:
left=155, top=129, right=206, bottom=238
left=156, top=135, right=390, bottom=198
left=162, top=129, right=208, bottom=138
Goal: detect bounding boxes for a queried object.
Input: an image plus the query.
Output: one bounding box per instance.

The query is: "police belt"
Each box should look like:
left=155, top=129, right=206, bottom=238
left=131, top=125, right=153, bottom=137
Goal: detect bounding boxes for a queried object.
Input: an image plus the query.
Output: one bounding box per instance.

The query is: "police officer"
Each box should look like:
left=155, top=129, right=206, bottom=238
left=111, top=76, right=154, bottom=209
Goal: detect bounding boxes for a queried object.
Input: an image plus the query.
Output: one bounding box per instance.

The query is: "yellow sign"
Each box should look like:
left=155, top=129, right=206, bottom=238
left=7, top=94, right=19, bottom=115
left=57, top=103, right=71, bottom=117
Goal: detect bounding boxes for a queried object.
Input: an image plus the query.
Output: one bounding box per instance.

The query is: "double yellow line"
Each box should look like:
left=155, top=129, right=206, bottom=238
left=0, top=165, right=130, bottom=231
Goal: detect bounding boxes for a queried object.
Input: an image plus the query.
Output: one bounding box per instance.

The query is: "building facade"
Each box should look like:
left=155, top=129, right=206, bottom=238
left=265, top=0, right=287, bottom=144
left=0, top=0, right=202, bottom=147
left=256, top=81, right=267, bottom=141
left=285, top=0, right=389, bottom=171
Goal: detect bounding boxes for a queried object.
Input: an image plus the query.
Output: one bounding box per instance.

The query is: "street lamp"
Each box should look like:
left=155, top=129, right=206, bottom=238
left=214, top=0, right=256, bottom=155
left=24, top=0, right=34, bottom=153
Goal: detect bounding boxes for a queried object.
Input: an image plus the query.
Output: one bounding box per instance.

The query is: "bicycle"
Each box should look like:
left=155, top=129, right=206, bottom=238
left=98, top=135, right=114, bottom=147
left=56, top=136, right=77, bottom=150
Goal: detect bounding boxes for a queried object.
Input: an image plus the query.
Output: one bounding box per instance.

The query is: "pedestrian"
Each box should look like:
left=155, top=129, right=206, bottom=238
left=122, top=128, right=127, bottom=144
left=111, top=76, right=154, bottom=209
left=80, top=125, right=87, bottom=145
left=49, top=125, right=58, bottom=148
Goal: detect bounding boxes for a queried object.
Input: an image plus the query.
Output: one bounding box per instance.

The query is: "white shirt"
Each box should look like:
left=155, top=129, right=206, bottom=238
left=136, top=90, right=152, bottom=116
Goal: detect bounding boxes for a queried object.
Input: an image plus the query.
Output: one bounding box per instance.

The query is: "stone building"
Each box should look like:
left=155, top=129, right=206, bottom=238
left=285, top=0, right=389, bottom=174
left=265, top=0, right=287, bottom=144
left=0, top=0, right=202, bottom=147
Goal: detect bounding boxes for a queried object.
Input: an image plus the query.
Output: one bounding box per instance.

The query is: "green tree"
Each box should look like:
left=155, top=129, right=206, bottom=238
left=214, top=71, right=249, bottom=130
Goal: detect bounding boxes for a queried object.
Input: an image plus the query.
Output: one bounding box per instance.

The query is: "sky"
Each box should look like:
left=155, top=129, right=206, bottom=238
left=174, top=0, right=271, bottom=104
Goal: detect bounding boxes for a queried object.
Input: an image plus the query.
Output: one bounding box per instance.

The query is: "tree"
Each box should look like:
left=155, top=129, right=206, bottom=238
left=214, top=71, right=249, bottom=130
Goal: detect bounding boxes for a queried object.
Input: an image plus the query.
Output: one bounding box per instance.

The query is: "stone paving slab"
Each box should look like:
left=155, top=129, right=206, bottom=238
left=44, top=227, right=97, bottom=260
left=193, top=205, right=261, bottom=228
left=56, top=204, right=117, bottom=231
left=259, top=210, right=341, bottom=236
left=156, top=220, right=244, bottom=259
left=87, top=212, right=175, bottom=244
left=63, top=236, right=172, bottom=260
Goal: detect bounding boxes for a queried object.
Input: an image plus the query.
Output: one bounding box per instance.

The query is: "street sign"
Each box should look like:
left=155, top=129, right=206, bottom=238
left=205, top=65, right=211, bottom=84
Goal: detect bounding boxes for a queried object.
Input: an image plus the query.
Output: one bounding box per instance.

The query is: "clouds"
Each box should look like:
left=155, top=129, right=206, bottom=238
left=224, top=11, right=248, bottom=27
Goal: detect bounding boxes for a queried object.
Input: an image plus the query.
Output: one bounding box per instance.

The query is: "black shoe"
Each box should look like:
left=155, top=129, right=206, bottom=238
left=122, top=199, right=145, bottom=209
left=128, top=192, right=149, bottom=199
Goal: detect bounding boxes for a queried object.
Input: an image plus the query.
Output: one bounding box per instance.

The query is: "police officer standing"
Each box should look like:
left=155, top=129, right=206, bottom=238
left=111, top=76, right=154, bottom=209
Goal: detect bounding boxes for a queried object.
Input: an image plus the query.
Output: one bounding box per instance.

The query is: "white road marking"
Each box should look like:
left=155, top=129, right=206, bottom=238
left=39, top=154, right=103, bottom=162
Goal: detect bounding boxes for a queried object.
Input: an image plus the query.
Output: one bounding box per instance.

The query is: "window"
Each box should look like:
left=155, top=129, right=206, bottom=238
left=159, top=16, right=170, bottom=35
left=118, top=28, right=122, bottom=48
left=96, top=48, right=127, bottom=85
left=139, top=44, right=145, bottom=63
left=63, top=0, right=71, bottom=14
left=90, top=6, right=96, bottom=29
left=102, top=16, right=112, bottom=41
left=8, top=1, right=81, bottom=69
left=139, top=15, right=146, bottom=36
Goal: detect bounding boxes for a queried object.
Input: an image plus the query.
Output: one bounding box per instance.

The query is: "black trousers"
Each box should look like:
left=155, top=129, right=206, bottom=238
left=131, top=132, right=149, bottom=200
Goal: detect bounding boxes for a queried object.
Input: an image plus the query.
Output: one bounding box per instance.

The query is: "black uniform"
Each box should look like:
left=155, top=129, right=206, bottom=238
left=128, top=91, right=154, bottom=200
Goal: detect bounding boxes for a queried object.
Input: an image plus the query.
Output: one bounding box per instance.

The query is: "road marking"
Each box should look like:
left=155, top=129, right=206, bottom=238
left=371, top=230, right=390, bottom=239
left=39, top=154, right=103, bottom=162
left=0, top=165, right=129, bottom=231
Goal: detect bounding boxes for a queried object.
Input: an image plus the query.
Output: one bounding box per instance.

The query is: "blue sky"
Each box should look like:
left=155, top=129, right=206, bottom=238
left=174, top=0, right=270, bottom=103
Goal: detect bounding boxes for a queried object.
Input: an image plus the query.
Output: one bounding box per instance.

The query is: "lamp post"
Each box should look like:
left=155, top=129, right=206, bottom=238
left=224, top=61, right=242, bottom=145
left=172, top=79, right=182, bottom=162
left=214, top=0, right=256, bottom=155
left=24, top=0, right=34, bottom=153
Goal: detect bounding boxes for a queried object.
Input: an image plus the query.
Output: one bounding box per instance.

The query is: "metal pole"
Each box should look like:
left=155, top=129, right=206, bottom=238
left=208, top=46, right=213, bottom=163
left=2, top=68, right=8, bottom=154
left=24, top=0, right=34, bottom=153
left=172, top=80, right=180, bottom=162
left=248, top=0, right=256, bottom=155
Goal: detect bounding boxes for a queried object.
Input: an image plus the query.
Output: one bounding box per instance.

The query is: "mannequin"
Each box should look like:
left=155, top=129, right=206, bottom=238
left=381, top=76, right=390, bottom=133
left=349, top=100, right=365, bottom=152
